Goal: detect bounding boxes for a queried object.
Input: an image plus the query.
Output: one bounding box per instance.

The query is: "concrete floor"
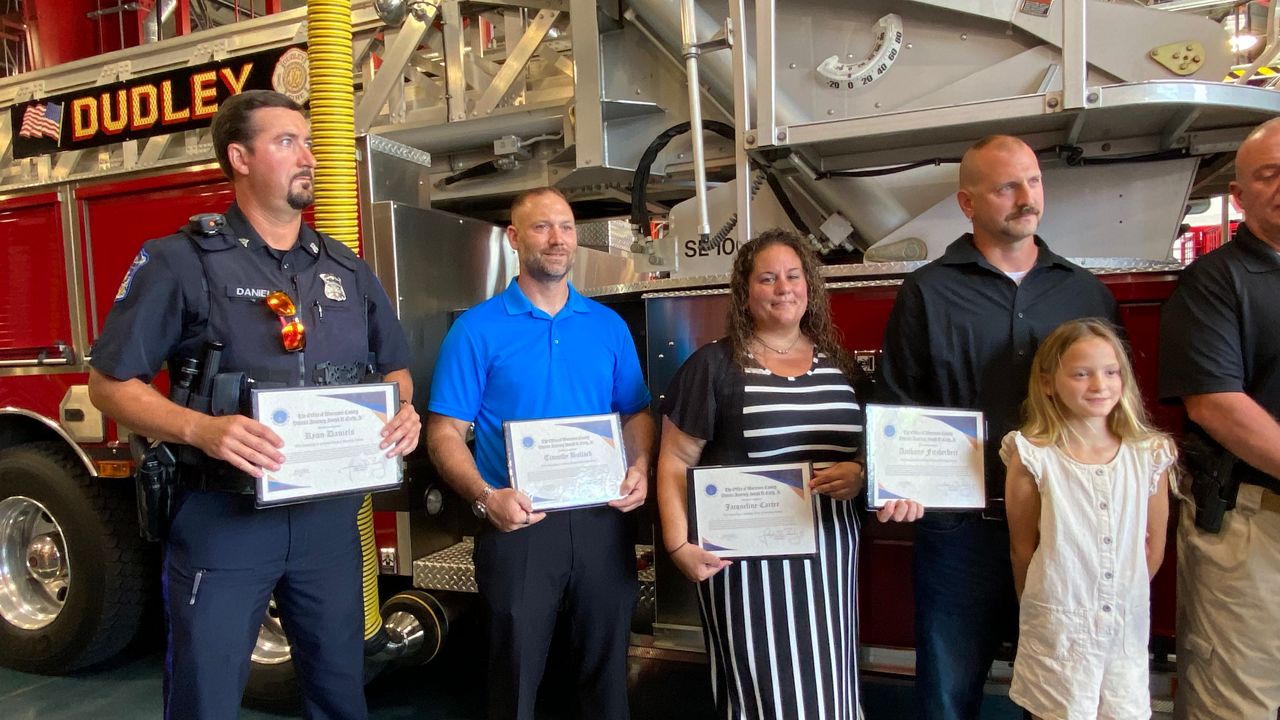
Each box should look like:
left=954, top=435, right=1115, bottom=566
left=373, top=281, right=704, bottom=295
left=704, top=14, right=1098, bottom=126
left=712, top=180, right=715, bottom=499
left=0, top=643, right=1027, bottom=720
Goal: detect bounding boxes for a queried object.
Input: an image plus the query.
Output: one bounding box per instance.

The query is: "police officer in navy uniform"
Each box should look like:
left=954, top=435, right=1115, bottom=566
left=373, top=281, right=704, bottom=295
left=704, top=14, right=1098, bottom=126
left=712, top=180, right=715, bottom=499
left=87, top=90, right=419, bottom=720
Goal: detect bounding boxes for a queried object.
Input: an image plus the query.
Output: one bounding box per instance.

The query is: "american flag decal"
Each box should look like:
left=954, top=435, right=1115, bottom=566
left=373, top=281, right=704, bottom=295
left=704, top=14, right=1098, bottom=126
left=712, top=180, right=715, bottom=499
left=19, top=102, right=62, bottom=142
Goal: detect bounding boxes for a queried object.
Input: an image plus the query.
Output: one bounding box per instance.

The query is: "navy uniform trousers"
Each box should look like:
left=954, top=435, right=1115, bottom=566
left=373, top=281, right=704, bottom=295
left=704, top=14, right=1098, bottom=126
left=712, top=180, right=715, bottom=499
left=474, top=505, right=637, bottom=720
left=163, top=488, right=366, bottom=720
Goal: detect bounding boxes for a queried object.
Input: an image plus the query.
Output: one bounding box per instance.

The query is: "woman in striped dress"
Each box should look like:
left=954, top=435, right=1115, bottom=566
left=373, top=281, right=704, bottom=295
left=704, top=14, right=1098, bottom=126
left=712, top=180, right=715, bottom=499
left=656, top=229, right=923, bottom=719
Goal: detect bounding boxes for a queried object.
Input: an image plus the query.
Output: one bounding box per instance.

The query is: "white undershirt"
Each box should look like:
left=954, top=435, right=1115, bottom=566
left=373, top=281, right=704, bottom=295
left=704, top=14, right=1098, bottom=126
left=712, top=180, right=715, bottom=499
left=1005, top=269, right=1030, bottom=285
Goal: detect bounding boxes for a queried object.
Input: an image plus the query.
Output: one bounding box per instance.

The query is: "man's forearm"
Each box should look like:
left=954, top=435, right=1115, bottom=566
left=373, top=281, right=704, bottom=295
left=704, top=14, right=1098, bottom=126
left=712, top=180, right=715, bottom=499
left=88, top=369, right=203, bottom=445
left=424, top=417, right=489, bottom=502
left=386, top=368, right=413, bottom=407
left=1186, top=392, right=1280, bottom=479
left=621, top=410, right=656, bottom=473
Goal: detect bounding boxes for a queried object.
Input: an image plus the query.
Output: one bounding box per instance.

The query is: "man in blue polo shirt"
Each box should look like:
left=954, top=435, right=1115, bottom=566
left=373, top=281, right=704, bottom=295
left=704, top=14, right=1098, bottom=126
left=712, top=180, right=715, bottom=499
left=426, top=186, right=654, bottom=720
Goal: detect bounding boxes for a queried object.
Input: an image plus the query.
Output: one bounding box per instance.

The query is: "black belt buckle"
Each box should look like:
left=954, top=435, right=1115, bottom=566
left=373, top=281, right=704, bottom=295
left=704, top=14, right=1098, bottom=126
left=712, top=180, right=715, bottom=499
left=981, top=498, right=1006, bottom=522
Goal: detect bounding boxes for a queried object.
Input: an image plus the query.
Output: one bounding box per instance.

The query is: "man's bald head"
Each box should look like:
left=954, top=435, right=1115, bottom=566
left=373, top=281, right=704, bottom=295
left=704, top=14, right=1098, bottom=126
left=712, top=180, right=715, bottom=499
left=955, top=135, right=1044, bottom=249
left=1235, top=117, right=1280, bottom=183
left=1231, top=117, right=1280, bottom=247
left=958, top=135, right=1035, bottom=190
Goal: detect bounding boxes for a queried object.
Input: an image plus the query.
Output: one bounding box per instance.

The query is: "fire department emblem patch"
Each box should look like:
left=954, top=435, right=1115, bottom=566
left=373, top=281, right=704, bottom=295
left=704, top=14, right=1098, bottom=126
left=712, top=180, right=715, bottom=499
left=114, top=248, right=149, bottom=302
left=320, top=273, right=346, bottom=301
left=272, top=47, right=310, bottom=105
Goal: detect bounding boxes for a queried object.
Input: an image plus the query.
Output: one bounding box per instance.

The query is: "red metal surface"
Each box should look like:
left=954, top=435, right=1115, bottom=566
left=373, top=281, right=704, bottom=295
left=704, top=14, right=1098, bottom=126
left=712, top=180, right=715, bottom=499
left=174, top=0, right=192, bottom=37
left=23, top=0, right=98, bottom=69
left=0, top=373, right=87, bottom=424
left=75, top=171, right=234, bottom=343
left=1178, top=223, right=1237, bottom=265
left=0, top=194, right=71, bottom=353
left=829, top=272, right=1182, bottom=650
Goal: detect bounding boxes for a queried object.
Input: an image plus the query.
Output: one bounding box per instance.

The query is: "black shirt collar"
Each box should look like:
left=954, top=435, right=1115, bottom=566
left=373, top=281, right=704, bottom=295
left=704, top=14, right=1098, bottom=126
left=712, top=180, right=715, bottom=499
left=224, top=202, right=321, bottom=258
left=939, top=233, right=1072, bottom=276
left=1232, top=223, right=1280, bottom=273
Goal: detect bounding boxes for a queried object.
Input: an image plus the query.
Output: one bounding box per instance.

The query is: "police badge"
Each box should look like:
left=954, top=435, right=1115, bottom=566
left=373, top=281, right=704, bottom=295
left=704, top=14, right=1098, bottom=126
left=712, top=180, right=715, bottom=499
left=320, top=273, right=346, bottom=301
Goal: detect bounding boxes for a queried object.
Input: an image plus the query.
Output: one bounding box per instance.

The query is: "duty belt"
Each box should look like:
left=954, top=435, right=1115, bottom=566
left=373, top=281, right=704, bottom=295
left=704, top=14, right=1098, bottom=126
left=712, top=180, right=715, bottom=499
left=176, top=466, right=255, bottom=495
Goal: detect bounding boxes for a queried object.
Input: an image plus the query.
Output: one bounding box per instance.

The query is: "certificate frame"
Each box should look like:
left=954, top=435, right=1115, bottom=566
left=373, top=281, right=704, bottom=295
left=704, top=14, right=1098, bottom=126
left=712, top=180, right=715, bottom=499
left=503, top=412, right=628, bottom=512
left=864, top=403, right=986, bottom=510
left=687, top=462, right=817, bottom=560
left=251, top=383, right=403, bottom=507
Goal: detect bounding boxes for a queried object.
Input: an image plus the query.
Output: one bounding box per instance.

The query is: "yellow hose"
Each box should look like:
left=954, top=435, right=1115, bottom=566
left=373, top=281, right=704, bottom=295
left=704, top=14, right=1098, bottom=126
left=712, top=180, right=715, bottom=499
left=307, top=0, right=382, bottom=642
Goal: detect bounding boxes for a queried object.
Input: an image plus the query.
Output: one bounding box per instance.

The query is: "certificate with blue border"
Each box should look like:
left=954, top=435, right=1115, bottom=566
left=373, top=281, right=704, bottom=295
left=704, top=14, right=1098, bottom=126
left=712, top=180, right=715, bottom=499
left=688, top=462, right=816, bottom=559
left=503, top=413, right=628, bottom=512
left=251, top=383, right=403, bottom=507
left=864, top=403, right=985, bottom=510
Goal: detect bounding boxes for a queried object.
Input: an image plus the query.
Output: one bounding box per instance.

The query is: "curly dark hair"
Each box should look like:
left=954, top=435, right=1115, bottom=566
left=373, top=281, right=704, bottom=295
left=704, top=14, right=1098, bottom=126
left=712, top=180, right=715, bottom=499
left=726, top=228, right=857, bottom=379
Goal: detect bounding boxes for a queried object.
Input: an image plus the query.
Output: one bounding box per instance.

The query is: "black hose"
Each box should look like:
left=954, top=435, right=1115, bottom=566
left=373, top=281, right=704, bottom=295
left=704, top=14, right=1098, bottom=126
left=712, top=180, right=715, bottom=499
left=629, top=120, right=737, bottom=232
left=439, top=160, right=501, bottom=187
left=816, top=157, right=960, bottom=180
left=763, top=168, right=812, bottom=238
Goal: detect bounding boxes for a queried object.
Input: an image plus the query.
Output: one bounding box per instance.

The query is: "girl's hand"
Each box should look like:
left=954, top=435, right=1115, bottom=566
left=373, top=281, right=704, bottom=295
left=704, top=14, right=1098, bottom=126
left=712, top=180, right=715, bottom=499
left=876, top=499, right=925, bottom=523
left=811, top=461, right=865, bottom=500
left=670, top=543, right=732, bottom=582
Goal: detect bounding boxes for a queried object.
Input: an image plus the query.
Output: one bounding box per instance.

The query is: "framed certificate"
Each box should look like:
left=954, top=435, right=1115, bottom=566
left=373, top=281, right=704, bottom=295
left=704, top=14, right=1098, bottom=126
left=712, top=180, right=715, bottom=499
left=864, top=403, right=986, bottom=510
left=504, top=413, right=628, bottom=512
left=688, top=462, right=816, bottom=559
left=251, top=383, right=403, bottom=507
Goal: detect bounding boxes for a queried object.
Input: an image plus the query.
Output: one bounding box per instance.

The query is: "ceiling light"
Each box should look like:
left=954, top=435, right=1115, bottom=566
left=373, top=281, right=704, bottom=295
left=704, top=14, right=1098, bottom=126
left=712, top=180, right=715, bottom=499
left=1231, top=34, right=1260, bottom=53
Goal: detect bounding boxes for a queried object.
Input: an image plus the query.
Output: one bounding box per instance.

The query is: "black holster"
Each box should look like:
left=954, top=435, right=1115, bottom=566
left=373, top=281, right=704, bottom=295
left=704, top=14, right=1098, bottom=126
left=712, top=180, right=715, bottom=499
left=1180, top=432, right=1240, bottom=534
left=130, top=436, right=176, bottom=541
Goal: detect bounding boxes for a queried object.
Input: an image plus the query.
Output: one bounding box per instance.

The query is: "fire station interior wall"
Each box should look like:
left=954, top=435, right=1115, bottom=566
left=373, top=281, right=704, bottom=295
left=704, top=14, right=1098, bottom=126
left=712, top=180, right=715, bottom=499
left=0, top=194, right=71, bottom=353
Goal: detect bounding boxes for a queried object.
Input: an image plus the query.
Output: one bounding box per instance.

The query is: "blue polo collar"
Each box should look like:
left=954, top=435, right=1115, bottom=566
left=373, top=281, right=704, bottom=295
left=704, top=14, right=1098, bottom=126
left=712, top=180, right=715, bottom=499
left=501, top=277, right=590, bottom=317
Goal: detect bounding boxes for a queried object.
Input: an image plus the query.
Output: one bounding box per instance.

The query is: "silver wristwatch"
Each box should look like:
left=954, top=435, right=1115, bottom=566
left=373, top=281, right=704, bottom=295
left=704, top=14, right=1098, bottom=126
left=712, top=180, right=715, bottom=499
left=472, top=485, right=495, bottom=519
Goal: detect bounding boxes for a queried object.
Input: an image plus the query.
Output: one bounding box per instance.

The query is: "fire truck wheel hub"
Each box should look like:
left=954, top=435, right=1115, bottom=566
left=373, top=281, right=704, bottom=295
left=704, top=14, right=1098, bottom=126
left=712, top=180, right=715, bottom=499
left=251, top=597, right=292, bottom=666
left=0, top=496, right=70, bottom=630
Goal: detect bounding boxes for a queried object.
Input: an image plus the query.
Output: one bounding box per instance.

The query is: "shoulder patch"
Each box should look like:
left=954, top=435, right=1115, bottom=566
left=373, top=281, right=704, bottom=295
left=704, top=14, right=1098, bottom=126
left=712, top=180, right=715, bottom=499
left=114, top=248, right=149, bottom=302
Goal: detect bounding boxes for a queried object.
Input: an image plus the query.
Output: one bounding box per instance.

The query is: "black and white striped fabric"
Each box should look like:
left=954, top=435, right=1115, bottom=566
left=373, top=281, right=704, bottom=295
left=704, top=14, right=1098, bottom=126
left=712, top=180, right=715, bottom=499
left=694, top=350, right=864, bottom=720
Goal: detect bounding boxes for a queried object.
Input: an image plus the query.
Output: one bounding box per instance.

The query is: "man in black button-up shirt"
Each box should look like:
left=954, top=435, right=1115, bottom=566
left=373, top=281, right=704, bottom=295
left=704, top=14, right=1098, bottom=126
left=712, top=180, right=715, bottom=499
left=878, top=135, right=1117, bottom=720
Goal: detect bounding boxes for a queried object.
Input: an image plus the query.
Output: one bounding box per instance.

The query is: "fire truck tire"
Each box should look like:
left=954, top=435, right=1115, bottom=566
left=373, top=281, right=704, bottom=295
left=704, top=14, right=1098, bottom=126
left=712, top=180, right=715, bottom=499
left=0, top=442, right=150, bottom=673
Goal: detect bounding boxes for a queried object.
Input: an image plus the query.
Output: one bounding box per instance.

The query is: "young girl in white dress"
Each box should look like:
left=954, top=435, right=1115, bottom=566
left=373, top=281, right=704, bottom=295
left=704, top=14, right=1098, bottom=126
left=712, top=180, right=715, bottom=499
left=1002, top=318, right=1175, bottom=720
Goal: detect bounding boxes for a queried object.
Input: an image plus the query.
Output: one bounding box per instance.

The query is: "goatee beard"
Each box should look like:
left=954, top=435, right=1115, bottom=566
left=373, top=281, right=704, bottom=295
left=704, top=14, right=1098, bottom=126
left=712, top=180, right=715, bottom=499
left=287, top=188, right=313, bottom=210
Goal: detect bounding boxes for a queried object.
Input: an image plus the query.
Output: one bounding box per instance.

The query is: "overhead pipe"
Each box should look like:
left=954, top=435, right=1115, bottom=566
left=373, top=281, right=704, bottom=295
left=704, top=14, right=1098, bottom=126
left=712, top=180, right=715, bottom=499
left=679, top=0, right=712, bottom=246
left=142, top=0, right=179, bottom=44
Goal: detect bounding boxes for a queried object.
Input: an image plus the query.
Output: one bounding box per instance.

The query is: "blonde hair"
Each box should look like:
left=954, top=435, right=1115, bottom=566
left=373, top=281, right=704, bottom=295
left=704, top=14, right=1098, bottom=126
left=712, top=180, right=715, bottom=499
left=1021, top=318, right=1166, bottom=448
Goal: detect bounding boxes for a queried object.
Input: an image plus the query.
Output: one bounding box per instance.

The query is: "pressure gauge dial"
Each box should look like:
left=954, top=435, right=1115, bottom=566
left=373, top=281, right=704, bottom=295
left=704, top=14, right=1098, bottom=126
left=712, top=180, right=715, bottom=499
left=817, top=13, right=904, bottom=91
